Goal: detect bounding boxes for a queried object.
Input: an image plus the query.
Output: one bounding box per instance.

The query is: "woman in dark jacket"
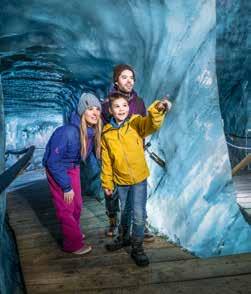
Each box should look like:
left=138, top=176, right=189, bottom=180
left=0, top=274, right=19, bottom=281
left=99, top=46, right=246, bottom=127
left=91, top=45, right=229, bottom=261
left=43, top=93, right=102, bottom=254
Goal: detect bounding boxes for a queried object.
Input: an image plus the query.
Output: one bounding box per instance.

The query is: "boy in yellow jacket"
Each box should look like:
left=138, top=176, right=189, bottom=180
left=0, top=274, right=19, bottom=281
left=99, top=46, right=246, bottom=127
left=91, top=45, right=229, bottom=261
left=101, top=92, right=171, bottom=266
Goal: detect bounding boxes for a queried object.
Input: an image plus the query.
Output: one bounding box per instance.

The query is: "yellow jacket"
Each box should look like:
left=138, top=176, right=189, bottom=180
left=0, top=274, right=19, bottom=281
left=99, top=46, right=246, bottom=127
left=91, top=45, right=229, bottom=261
left=101, top=101, right=167, bottom=191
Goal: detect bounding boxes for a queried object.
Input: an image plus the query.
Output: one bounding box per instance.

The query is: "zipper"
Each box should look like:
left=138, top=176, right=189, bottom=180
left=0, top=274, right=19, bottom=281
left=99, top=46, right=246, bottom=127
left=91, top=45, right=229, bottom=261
left=117, top=129, right=136, bottom=183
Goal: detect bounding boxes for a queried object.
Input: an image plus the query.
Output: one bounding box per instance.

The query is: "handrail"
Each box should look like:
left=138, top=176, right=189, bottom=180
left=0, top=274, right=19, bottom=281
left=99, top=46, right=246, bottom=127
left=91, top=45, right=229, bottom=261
left=144, top=142, right=166, bottom=168
left=226, top=133, right=251, bottom=139
left=226, top=140, right=251, bottom=150
left=232, top=154, right=251, bottom=176
left=226, top=134, right=251, bottom=150
left=5, top=146, right=44, bottom=161
left=5, top=147, right=31, bottom=161
left=5, top=147, right=30, bottom=156
left=0, top=145, right=35, bottom=194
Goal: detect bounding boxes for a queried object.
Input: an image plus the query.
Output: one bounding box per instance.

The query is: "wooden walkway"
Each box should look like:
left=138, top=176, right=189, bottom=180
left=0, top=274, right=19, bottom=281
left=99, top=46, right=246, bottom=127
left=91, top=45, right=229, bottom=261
left=7, top=171, right=251, bottom=293
left=233, top=172, right=251, bottom=223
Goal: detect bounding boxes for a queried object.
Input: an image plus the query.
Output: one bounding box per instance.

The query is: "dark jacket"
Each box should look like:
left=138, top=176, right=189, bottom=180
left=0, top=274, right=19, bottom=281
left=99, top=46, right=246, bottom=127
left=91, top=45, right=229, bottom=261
left=43, top=112, right=95, bottom=192
left=68, top=111, right=102, bottom=199
left=101, top=87, right=146, bottom=124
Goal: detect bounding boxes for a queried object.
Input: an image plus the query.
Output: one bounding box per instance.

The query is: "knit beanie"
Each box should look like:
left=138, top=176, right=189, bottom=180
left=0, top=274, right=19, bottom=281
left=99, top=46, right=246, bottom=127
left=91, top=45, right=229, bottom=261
left=77, top=93, right=101, bottom=116
left=113, top=64, right=135, bottom=83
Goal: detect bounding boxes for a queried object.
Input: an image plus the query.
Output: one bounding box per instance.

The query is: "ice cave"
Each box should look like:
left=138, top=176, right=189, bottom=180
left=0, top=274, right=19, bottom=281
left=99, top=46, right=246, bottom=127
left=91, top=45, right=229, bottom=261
left=0, top=0, right=250, bottom=292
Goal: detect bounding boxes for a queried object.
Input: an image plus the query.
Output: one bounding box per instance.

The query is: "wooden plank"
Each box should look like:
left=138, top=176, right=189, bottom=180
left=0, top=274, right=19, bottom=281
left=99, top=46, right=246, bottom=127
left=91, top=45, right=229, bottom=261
left=7, top=172, right=251, bottom=294
left=236, top=195, right=251, bottom=198
left=27, top=273, right=251, bottom=294
left=20, top=246, right=193, bottom=268
left=233, top=173, right=251, bottom=218
left=237, top=203, right=251, bottom=209
left=22, top=253, right=251, bottom=291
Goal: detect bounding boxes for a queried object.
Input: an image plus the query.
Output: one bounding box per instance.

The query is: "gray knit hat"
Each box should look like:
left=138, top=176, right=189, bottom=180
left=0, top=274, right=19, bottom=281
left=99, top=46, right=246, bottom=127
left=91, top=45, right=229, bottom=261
left=77, top=93, right=101, bottom=116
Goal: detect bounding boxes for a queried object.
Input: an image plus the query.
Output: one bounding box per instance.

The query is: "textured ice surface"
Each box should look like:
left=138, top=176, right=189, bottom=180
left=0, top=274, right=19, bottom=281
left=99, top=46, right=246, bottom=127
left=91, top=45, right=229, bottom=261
left=216, top=0, right=250, bottom=136
left=0, top=0, right=250, bottom=263
left=5, top=113, right=62, bottom=169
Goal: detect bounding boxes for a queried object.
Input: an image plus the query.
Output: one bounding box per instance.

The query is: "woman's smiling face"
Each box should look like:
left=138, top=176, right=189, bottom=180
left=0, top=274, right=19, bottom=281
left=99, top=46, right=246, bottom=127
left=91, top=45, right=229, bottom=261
left=84, top=106, right=101, bottom=126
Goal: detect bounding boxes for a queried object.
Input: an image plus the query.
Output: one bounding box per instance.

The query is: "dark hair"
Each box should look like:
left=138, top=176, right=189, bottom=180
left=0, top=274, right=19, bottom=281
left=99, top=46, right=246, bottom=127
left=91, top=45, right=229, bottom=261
left=113, top=64, right=135, bottom=83
left=108, top=92, right=129, bottom=108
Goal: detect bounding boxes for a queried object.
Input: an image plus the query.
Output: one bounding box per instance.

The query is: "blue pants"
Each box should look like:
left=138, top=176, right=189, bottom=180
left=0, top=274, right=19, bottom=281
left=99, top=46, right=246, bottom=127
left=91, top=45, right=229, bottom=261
left=117, top=180, right=147, bottom=240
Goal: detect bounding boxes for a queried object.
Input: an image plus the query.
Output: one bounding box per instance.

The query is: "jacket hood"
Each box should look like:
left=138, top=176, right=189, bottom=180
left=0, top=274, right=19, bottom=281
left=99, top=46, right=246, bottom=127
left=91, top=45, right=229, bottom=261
left=69, top=111, right=80, bottom=128
left=102, top=100, right=160, bottom=135
left=102, top=115, right=137, bottom=134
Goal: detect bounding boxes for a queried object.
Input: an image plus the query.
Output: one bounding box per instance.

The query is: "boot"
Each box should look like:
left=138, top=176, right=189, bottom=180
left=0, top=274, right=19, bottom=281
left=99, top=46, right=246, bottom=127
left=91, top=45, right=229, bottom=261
left=131, top=238, right=149, bottom=267
left=106, top=216, right=117, bottom=237
left=105, top=226, right=131, bottom=251
left=144, top=225, right=155, bottom=243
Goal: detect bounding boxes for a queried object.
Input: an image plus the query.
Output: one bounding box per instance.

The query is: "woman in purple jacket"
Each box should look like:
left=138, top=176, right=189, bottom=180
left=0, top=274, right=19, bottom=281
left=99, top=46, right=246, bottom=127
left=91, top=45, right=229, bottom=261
left=43, top=93, right=102, bottom=255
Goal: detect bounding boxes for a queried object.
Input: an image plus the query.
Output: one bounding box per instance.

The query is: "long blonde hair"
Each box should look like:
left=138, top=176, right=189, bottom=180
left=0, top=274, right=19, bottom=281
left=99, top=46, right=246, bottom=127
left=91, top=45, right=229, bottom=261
left=80, top=113, right=102, bottom=160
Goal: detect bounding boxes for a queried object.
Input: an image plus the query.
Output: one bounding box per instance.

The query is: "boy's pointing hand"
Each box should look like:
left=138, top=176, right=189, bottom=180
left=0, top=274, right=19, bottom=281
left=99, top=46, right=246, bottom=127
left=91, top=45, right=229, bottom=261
left=156, top=98, right=172, bottom=112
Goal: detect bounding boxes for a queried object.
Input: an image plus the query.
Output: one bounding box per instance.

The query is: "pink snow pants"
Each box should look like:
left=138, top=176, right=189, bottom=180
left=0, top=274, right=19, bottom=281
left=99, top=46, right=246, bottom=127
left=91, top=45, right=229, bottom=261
left=46, top=166, right=84, bottom=252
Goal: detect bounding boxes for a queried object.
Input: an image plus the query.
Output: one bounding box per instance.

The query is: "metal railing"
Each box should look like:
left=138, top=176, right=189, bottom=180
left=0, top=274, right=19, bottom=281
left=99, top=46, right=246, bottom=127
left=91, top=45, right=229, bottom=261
left=226, top=133, right=251, bottom=175
left=0, top=146, right=35, bottom=194
left=232, top=154, right=251, bottom=176
left=144, top=142, right=166, bottom=168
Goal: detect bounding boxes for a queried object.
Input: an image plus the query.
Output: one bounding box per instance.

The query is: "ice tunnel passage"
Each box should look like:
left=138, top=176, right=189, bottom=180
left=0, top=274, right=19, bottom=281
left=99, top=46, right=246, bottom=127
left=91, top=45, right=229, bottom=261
left=0, top=0, right=251, bottom=269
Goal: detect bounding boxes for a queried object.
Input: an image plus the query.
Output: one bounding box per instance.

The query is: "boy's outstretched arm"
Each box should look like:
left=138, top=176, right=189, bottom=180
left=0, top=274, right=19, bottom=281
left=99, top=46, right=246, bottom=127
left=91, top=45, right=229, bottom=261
left=130, top=98, right=172, bottom=138
left=100, top=136, right=114, bottom=194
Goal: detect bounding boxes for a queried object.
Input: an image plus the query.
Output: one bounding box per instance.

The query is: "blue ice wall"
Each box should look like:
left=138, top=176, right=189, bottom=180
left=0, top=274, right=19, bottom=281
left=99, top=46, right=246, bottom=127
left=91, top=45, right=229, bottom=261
left=5, top=113, right=63, bottom=170
left=147, top=1, right=251, bottom=257
left=0, top=0, right=250, bottom=269
left=216, top=0, right=250, bottom=136
left=0, top=77, right=4, bottom=224
left=0, top=76, right=24, bottom=293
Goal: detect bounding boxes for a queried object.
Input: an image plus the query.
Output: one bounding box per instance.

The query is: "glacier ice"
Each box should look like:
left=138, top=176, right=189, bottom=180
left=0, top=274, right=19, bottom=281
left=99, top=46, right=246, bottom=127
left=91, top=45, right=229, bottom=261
left=5, top=113, right=63, bottom=170
left=216, top=0, right=250, bottom=136
left=0, top=0, right=250, bottom=269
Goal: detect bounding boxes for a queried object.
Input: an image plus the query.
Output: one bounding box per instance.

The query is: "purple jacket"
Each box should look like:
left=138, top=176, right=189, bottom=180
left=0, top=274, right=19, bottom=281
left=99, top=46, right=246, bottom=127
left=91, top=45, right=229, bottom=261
left=43, top=112, right=95, bottom=192
left=101, top=87, right=146, bottom=124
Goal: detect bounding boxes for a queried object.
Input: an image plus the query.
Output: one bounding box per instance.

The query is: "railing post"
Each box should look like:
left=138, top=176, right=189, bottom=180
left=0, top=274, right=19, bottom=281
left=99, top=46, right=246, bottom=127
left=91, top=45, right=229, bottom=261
left=232, top=154, right=251, bottom=176
left=0, top=74, right=6, bottom=243
left=0, top=74, right=4, bottom=172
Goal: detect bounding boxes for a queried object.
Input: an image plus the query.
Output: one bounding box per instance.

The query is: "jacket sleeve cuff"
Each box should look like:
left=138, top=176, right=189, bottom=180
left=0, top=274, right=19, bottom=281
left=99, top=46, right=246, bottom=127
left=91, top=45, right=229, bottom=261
left=63, top=186, right=72, bottom=193
left=153, top=100, right=162, bottom=112
left=148, top=100, right=162, bottom=114
left=102, top=182, right=114, bottom=191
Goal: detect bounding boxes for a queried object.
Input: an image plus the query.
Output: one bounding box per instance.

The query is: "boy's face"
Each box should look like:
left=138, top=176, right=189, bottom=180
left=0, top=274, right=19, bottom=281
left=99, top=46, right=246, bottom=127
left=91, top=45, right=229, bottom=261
left=109, top=97, right=129, bottom=124
left=116, top=69, right=134, bottom=93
